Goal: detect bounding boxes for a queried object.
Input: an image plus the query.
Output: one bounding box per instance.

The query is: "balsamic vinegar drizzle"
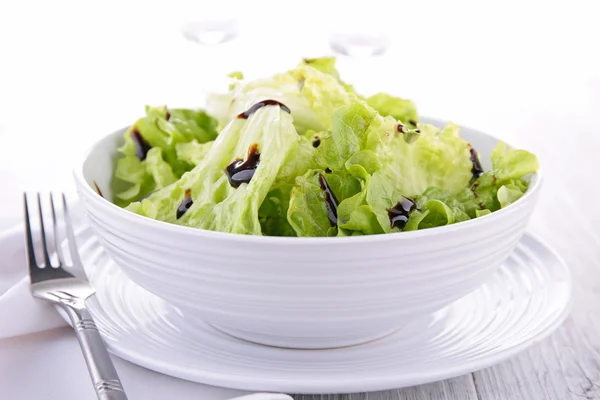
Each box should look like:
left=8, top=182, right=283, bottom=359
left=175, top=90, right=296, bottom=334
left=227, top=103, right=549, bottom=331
left=137, top=190, right=155, bottom=202
left=471, top=183, right=479, bottom=198
left=313, top=136, right=321, bottom=148
left=396, top=122, right=420, bottom=142
left=469, top=145, right=484, bottom=181
left=93, top=181, right=104, bottom=198
left=176, top=189, right=193, bottom=219
left=236, top=100, right=291, bottom=119
left=225, top=144, right=261, bottom=188
left=318, top=173, right=339, bottom=227
left=130, top=128, right=152, bottom=161
left=387, top=197, right=417, bottom=230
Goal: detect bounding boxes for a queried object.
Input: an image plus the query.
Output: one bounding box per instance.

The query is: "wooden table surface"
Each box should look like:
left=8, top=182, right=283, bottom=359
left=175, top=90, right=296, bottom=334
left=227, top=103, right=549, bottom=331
left=1, top=2, right=599, bottom=399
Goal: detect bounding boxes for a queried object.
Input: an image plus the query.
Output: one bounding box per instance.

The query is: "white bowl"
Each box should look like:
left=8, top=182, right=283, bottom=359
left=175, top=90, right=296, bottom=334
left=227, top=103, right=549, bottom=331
left=73, top=117, right=542, bottom=349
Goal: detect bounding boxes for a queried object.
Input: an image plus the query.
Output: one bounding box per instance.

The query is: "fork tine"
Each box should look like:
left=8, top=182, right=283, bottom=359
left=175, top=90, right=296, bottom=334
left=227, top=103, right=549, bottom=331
left=23, top=193, right=38, bottom=270
left=36, top=193, right=53, bottom=267
left=49, top=193, right=65, bottom=266
left=62, top=193, right=83, bottom=266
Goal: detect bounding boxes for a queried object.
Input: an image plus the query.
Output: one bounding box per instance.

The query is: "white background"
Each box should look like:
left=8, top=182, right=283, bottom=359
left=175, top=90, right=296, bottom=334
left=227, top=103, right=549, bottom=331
left=1, top=0, right=599, bottom=398
left=1, top=0, right=598, bottom=226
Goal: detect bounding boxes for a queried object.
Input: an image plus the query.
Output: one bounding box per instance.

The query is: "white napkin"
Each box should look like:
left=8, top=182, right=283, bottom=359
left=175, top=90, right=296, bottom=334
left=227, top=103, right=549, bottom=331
left=0, top=222, right=69, bottom=339
left=0, top=213, right=293, bottom=400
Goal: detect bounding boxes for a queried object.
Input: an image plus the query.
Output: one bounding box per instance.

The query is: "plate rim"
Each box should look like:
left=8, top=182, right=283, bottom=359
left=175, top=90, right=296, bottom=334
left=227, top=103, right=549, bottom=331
left=68, top=229, right=572, bottom=394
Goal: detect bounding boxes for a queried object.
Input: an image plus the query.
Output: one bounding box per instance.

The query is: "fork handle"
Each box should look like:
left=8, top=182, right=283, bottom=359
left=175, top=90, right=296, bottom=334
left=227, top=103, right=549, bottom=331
left=62, top=302, right=128, bottom=400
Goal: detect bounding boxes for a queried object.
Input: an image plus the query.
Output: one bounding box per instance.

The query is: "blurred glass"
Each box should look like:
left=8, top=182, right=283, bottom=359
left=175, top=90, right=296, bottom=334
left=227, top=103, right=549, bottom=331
left=325, top=0, right=394, bottom=57
left=176, top=0, right=243, bottom=46
left=329, top=33, right=389, bottom=58
left=181, top=18, right=239, bottom=46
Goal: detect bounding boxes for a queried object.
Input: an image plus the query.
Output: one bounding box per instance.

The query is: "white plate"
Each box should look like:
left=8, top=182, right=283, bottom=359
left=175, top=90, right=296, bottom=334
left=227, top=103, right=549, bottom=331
left=70, top=226, right=571, bottom=394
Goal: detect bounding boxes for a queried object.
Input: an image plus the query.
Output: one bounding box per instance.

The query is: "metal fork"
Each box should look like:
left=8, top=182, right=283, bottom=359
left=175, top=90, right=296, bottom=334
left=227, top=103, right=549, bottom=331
left=24, top=193, right=128, bottom=400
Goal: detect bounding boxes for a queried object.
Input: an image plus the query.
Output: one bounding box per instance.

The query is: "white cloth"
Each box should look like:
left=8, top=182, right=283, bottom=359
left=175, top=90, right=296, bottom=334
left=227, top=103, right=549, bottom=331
left=0, top=224, right=67, bottom=339
left=0, top=203, right=89, bottom=339
left=0, top=215, right=292, bottom=400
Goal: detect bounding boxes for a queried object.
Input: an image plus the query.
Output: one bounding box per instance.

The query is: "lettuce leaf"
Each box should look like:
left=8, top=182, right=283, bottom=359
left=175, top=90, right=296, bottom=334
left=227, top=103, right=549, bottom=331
left=300, top=57, right=341, bottom=80
left=273, top=130, right=319, bottom=187
left=287, top=103, right=377, bottom=236
left=401, top=142, right=539, bottom=231
left=287, top=170, right=336, bottom=237
left=314, top=103, right=377, bottom=172
left=259, top=184, right=296, bottom=237
left=373, top=122, right=474, bottom=197
left=168, top=108, right=219, bottom=144
left=491, top=142, right=539, bottom=182
left=299, top=56, right=356, bottom=93
left=113, top=147, right=178, bottom=207
left=175, top=140, right=214, bottom=166
left=112, top=106, right=218, bottom=206
left=336, top=121, right=474, bottom=233
left=325, top=115, right=538, bottom=234
left=206, top=64, right=360, bottom=134
left=366, top=93, right=419, bottom=127
left=127, top=106, right=298, bottom=235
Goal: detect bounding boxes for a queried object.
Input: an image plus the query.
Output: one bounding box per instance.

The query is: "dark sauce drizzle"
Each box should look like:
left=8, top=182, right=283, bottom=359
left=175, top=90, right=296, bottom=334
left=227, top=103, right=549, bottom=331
left=137, top=190, right=155, bottom=202
left=469, top=145, right=484, bottom=182
left=237, top=100, right=291, bottom=119
left=387, top=197, right=417, bottom=230
left=318, top=173, right=339, bottom=227
left=176, top=189, right=193, bottom=219
left=225, top=144, right=261, bottom=188
left=471, top=183, right=479, bottom=198
left=93, top=181, right=104, bottom=198
left=313, top=136, right=321, bottom=148
left=396, top=122, right=420, bottom=137
left=131, top=128, right=152, bottom=161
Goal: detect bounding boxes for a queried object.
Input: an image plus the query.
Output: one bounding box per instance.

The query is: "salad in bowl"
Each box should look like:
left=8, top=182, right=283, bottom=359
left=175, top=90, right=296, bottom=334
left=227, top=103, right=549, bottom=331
left=75, top=57, right=541, bottom=348
left=110, top=57, right=538, bottom=237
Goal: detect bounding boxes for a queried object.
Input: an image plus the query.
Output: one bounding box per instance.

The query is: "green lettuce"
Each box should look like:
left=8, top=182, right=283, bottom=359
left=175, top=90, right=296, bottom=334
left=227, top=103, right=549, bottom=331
left=299, top=57, right=356, bottom=93
left=175, top=140, right=214, bottom=166
left=259, top=184, right=296, bottom=237
left=112, top=56, right=539, bottom=236
left=206, top=64, right=360, bottom=134
left=127, top=106, right=298, bottom=235
left=366, top=93, right=419, bottom=127
left=373, top=122, right=474, bottom=197
left=287, top=170, right=337, bottom=237
left=403, top=142, right=539, bottom=231
left=287, top=103, right=377, bottom=236
left=336, top=121, right=475, bottom=233
left=273, top=130, right=319, bottom=186
left=314, top=103, right=377, bottom=172
left=112, top=106, right=218, bottom=206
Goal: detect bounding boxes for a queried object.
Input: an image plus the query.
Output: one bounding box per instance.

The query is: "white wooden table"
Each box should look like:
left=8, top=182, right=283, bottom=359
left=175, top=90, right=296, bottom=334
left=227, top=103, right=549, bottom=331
left=1, top=1, right=599, bottom=398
